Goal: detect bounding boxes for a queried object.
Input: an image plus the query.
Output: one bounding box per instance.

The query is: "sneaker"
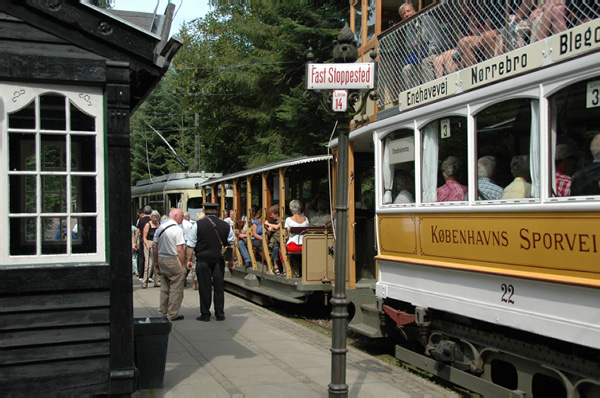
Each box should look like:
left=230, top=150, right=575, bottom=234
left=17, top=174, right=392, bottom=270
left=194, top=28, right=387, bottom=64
left=148, top=278, right=154, bottom=283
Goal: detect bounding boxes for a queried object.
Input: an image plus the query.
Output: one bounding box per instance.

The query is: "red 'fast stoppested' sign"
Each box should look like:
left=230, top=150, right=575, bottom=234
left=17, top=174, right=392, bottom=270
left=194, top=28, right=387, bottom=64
left=307, top=63, right=375, bottom=90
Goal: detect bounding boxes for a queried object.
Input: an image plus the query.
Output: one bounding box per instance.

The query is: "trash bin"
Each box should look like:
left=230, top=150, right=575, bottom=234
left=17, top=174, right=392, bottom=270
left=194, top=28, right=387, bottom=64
left=133, top=317, right=172, bottom=390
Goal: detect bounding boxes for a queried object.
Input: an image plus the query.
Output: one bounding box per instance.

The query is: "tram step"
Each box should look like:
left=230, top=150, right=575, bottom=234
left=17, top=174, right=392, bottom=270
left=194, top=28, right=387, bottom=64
left=360, top=302, right=380, bottom=314
left=348, top=323, right=380, bottom=338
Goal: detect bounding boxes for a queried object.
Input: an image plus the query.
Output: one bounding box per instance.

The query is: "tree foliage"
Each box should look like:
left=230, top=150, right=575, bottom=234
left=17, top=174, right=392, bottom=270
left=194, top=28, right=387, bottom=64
left=130, top=2, right=348, bottom=184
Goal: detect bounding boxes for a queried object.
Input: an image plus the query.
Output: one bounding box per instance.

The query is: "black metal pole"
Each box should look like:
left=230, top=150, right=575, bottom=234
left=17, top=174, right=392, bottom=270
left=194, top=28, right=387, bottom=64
left=328, top=114, right=350, bottom=397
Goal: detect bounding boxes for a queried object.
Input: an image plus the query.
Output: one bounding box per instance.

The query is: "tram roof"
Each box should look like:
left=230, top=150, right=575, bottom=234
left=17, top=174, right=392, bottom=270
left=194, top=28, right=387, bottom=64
left=198, top=155, right=333, bottom=186
left=131, top=171, right=223, bottom=195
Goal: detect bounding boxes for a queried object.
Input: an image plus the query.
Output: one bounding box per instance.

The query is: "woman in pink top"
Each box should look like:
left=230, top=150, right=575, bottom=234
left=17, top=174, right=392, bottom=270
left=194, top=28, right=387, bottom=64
left=284, top=199, right=309, bottom=253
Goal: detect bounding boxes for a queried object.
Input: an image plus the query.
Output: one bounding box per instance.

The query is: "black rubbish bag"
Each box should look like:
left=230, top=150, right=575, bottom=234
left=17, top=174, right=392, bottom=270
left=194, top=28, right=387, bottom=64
left=133, top=317, right=172, bottom=390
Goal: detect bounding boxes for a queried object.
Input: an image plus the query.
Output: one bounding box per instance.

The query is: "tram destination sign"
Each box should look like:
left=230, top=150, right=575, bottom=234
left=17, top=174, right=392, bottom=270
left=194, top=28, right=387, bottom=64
left=307, top=63, right=375, bottom=90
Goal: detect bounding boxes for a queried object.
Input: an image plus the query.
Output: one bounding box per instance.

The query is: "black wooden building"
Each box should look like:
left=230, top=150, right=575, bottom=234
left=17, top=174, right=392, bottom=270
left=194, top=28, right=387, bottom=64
left=0, top=0, right=181, bottom=394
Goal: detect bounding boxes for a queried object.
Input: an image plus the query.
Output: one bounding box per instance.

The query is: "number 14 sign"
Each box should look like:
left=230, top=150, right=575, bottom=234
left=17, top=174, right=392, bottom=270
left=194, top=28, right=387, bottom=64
left=333, top=90, right=347, bottom=112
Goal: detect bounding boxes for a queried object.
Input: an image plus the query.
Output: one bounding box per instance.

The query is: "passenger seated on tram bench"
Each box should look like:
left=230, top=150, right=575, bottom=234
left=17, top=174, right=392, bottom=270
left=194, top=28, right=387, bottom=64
left=251, top=209, right=266, bottom=265
left=477, top=156, right=504, bottom=200
left=306, top=196, right=331, bottom=226
left=264, top=204, right=283, bottom=275
left=571, top=133, right=600, bottom=196
left=554, top=143, right=579, bottom=197
left=284, top=199, right=309, bottom=277
left=393, top=170, right=415, bottom=204
left=502, top=155, right=532, bottom=199
left=437, top=156, right=468, bottom=202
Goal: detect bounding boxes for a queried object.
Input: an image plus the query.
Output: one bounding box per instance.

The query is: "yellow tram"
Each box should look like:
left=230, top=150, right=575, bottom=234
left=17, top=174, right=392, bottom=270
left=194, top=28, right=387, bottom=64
left=340, top=1, right=600, bottom=396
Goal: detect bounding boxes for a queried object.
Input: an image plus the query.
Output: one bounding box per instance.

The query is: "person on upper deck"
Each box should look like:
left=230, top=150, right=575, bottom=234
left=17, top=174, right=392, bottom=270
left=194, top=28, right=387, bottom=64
left=571, top=133, right=600, bottom=196
left=502, top=155, right=532, bottom=199
left=456, top=3, right=504, bottom=68
left=398, top=3, right=445, bottom=89
left=284, top=199, right=309, bottom=253
left=477, top=156, right=504, bottom=200
left=437, top=156, right=468, bottom=202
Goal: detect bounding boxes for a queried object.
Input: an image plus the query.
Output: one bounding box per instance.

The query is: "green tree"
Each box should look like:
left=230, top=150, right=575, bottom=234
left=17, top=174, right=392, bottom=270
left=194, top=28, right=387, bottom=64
left=131, top=2, right=349, bottom=183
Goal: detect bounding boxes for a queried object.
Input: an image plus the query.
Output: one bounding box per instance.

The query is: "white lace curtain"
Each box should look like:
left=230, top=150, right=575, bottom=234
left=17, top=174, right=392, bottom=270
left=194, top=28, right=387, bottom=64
left=422, top=121, right=439, bottom=203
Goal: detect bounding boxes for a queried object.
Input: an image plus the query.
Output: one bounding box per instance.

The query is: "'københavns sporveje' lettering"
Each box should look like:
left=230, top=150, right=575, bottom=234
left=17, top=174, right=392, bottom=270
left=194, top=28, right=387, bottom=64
left=431, top=226, right=598, bottom=253
left=431, top=226, right=508, bottom=247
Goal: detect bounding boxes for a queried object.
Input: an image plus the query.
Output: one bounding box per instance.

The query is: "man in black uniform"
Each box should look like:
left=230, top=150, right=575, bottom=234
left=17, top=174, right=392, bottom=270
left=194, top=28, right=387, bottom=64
left=186, top=203, right=234, bottom=321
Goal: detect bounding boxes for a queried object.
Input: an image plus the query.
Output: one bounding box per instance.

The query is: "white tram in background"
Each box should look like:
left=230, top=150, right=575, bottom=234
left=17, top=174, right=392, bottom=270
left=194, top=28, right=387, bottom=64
left=340, top=1, right=600, bottom=396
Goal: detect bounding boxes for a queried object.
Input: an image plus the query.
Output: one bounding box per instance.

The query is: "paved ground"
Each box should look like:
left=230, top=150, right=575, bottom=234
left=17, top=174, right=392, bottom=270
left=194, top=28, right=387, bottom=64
left=132, top=275, right=457, bottom=397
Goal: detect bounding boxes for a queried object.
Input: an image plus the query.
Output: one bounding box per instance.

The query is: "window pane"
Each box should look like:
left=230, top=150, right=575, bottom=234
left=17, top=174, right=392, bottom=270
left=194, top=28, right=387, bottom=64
left=9, top=175, right=36, bottom=213
left=383, top=129, right=415, bottom=205
left=10, top=217, right=36, bottom=255
left=550, top=78, right=600, bottom=197
left=9, top=132, right=35, bottom=171
left=41, top=135, right=66, bottom=171
left=366, top=0, right=376, bottom=42
left=355, top=3, right=363, bottom=47
left=71, top=135, right=95, bottom=172
left=40, top=93, right=66, bottom=130
left=476, top=99, right=534, bottom=200
left=42, top=217, right=67, bottom=254
left=71, top=176, right=96, bottom=212
left=42, top=176, right=66, bottom=213
left=8, top=100, right=35, bottom=129
left=70, top=102, right=95, bottom=131
left=72, top=216, right=97, bottom=254
left=422, top=117, right=468, bottom=202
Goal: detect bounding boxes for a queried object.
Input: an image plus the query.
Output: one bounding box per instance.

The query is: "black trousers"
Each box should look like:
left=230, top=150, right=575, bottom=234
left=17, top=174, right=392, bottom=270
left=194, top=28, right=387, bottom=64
left=195, top=260, right=225, bottom=318
left=137, top=245, right=145, bottom=279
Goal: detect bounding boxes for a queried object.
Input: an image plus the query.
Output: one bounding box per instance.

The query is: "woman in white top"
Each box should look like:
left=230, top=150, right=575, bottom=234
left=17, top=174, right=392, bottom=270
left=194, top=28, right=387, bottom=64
left=284, top=199, right=309, bottom=253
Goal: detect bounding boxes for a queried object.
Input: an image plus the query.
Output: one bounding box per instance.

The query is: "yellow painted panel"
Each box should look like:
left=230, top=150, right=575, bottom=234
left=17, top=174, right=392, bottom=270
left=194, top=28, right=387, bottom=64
left=379, top=215, right=417, bottom=255
left=379, top=212, right=600, bottom=278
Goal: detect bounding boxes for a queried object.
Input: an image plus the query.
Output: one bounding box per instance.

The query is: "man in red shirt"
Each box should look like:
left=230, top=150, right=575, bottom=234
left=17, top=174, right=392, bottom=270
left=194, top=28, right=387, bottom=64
left=555, top=144, right=578, bottom=197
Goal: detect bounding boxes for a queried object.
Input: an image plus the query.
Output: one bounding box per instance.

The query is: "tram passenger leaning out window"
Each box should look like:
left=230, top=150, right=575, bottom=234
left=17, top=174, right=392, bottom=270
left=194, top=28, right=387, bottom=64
left=554, top=143, right=579, bottom=197
left=477, top=156, right=504, bottom=200
left=502, top=155, right=531, bottom=199
left=571, top=133, right=600, bottom=196
left=437, top=156, right=468, bottom=202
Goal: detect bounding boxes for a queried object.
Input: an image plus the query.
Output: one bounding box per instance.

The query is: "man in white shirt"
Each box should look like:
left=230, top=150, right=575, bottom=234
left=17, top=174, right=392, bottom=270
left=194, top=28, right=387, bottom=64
left=153, top=208, right=186, bottom=321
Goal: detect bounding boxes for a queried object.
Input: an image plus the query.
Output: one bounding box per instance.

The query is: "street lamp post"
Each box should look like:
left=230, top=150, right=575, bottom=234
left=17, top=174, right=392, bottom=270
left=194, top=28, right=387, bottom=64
left=304, top=24, right=376, bottom=398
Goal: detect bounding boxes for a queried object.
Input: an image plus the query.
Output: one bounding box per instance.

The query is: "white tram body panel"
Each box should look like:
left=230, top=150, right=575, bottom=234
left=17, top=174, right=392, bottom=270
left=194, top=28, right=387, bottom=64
left=377, top=261, right=600, bottom=350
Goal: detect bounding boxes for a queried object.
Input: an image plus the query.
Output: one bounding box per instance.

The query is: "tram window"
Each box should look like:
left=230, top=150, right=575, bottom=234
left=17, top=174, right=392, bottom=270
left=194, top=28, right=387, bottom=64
left=549, top=77, right=600, bottom=197
left=475, top=98, right=538, bottom=201
left=382, top=129, right=415, bottom=205
left=421, top=117, right=468, bottom=203
left=5, top=88, right=101, bottom=262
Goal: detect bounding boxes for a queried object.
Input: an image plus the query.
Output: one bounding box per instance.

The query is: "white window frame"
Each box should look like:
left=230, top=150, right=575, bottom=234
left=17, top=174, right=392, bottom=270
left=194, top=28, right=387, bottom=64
left=0, top=82, right=106, bottom=265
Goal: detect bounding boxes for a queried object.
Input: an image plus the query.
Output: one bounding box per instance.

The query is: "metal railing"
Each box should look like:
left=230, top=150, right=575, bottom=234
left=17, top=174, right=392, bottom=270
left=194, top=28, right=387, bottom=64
left=377, top=0, right=600, bottom=108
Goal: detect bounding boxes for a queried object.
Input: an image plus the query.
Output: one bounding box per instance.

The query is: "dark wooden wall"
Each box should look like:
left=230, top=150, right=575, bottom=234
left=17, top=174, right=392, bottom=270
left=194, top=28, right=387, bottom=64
left=0, top=265, right=111, bottom=394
